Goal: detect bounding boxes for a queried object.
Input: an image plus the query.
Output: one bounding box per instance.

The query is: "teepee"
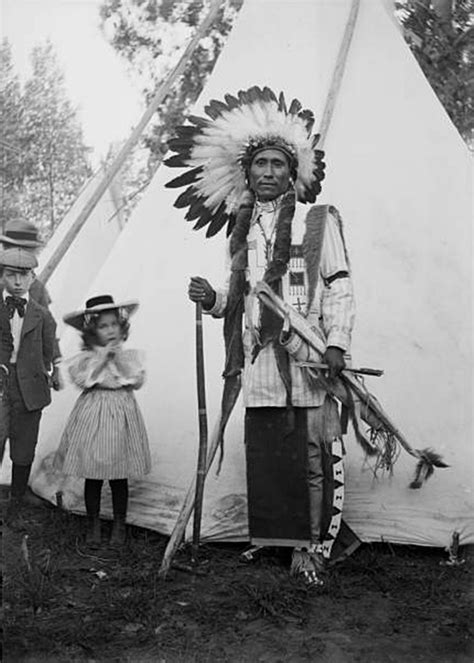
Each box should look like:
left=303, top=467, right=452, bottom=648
left=31, top=0, right=473, bottom=548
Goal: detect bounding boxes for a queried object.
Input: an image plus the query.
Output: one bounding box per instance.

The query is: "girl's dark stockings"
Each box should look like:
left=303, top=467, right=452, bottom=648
left=84, top=479, right=102, bottom=517
left=110, top=478, right=128, bottom=517
left=84, top=478, right=128, bottom=517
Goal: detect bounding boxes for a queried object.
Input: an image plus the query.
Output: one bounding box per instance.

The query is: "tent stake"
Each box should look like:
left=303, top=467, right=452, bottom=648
left=192, top=303, right=208, bottom=561
left=38, top=0, right=224, bottom=285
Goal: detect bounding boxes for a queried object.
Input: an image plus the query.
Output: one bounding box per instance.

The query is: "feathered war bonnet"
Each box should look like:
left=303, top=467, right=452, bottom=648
left=165, top=86, right=326, bottom=237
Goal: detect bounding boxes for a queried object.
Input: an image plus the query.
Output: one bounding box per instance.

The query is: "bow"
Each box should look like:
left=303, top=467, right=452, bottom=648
left=5, top=296, right=27, bottom=319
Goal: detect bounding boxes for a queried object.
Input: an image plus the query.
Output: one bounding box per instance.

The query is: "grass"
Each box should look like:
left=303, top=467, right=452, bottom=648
left=2, top=502, right=473, bottom=662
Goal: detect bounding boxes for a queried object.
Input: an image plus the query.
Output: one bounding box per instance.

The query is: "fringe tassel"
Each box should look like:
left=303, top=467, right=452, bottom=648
left=409, top=448, right=449, bottom=489
left=306, top=367, right=378, bottom=457
left=368, top=429, right=400, bottom=475
left=344, top=386, right=378, bottom=457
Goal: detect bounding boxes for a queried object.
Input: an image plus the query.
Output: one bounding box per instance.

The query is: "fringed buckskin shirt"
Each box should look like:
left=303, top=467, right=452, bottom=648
left=208, top=198, right=355, bottom=407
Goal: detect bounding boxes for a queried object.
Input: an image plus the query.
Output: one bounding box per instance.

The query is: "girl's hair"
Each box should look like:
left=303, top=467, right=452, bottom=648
left=81, top=310, right=130, bottom=349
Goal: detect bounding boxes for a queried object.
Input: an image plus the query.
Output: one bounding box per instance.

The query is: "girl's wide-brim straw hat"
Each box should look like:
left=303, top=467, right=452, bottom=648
left=63, top=295, right=139, bottom=330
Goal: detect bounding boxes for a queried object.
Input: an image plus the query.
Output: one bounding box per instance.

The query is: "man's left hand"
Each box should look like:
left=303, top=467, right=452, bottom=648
left=322, top=346, right=345, bottom=380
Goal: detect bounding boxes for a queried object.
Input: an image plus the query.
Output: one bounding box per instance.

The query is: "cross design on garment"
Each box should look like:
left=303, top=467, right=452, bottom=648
left=295, top=297, right=304, bottom=314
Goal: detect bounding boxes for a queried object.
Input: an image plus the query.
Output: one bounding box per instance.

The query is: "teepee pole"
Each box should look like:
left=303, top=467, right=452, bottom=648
left=318, top=0, right=361, bottom=148
left=38, top=0, right=224, bottom=286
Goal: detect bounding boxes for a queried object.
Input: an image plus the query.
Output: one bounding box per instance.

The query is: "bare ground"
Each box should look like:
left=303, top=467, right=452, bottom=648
left=2, top=498, right=473, bottom=663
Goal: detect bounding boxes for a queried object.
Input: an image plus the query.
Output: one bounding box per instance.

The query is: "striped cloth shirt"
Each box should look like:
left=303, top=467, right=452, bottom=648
left=208, top=199, right=355, bottom=407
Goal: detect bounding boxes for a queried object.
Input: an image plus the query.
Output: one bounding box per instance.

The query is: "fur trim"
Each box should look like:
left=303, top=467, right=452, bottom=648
left=303, top=205, right=329, bottom=314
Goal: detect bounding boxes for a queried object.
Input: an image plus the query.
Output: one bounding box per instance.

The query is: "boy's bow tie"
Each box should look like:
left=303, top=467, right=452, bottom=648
left=5, top=296, right=27, bottom=318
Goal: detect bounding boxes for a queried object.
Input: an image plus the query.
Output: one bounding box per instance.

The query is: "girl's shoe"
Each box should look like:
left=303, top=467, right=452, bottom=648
left=110, top=516, right=126, bottom=546
left=86, top=517, right=101, bottom=546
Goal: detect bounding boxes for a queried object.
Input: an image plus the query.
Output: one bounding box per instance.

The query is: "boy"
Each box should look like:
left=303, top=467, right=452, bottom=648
left=0, top=218, right=61, bottom=389
left=0, top=247, right=59, bottom=507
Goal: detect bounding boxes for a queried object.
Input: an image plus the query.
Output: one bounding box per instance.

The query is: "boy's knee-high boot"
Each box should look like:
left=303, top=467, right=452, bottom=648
left=10, top=463, right=45, bottom=507
left=10, top=463, right=30, bottom=500
left=10, top=464, right=45, bottom=507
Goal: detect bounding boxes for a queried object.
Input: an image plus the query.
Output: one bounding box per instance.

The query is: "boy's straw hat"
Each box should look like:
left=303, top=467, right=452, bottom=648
left=0, top=220, right=44, bottom=248
left=64, top=295, right=139, bottom=330
left=0, top=247, right=38, bottom=270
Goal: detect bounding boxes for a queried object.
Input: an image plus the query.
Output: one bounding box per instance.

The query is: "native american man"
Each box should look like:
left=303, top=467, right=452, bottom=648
left=166, top=86, right=355, bottom=585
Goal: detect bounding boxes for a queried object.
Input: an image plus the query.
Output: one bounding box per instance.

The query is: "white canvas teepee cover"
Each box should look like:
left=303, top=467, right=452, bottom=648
left=38, top=166, right=124, bottom=336
left=32, top=0, right=473, bottom=548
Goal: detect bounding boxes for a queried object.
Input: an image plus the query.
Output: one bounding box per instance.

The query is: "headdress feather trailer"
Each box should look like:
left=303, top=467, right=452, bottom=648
left=165, top=85, right=448, bottom=488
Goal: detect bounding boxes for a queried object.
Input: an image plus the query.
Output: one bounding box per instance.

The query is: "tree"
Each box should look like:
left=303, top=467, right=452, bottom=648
left=99, top=0, right=243, bottom=170
left=102, top=0, right=473, bottom=155
left=20, top=41, right=92, bottom=237
left=396, top=0, right=474, bottom=144
left=0, top=38, right=25, bottom=227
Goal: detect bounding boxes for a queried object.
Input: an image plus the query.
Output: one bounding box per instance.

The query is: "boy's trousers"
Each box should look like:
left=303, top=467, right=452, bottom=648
left=8, top=365, right=42, bottom=465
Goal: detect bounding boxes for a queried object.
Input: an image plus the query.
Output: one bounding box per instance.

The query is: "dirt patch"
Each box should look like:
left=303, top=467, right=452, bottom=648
left=2, top=501, right=473, bottom=662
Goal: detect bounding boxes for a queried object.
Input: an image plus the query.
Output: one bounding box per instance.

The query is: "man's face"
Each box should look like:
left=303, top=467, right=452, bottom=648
left=2, top=268, right=34, bottom=297
left=248, top=148, right=292, bottom=201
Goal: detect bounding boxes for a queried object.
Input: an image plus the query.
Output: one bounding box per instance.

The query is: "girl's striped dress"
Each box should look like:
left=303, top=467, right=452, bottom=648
left=54, top=345, right=151, bottom=480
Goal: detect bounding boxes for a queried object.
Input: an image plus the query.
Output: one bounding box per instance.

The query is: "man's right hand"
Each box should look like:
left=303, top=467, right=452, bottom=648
left=188, top=276, right=216, bottom=310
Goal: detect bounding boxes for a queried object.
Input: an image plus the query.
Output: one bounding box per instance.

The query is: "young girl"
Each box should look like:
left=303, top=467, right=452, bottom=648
left=54, top=295, right=151, bottom=546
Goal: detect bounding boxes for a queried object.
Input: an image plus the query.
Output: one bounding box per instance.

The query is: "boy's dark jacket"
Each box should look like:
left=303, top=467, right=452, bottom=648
left=0, top=296, right=56, bottom=411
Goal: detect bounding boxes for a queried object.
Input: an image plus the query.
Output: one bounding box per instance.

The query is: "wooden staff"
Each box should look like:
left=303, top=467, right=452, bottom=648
left=192, top=302, right=208, bottom=560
